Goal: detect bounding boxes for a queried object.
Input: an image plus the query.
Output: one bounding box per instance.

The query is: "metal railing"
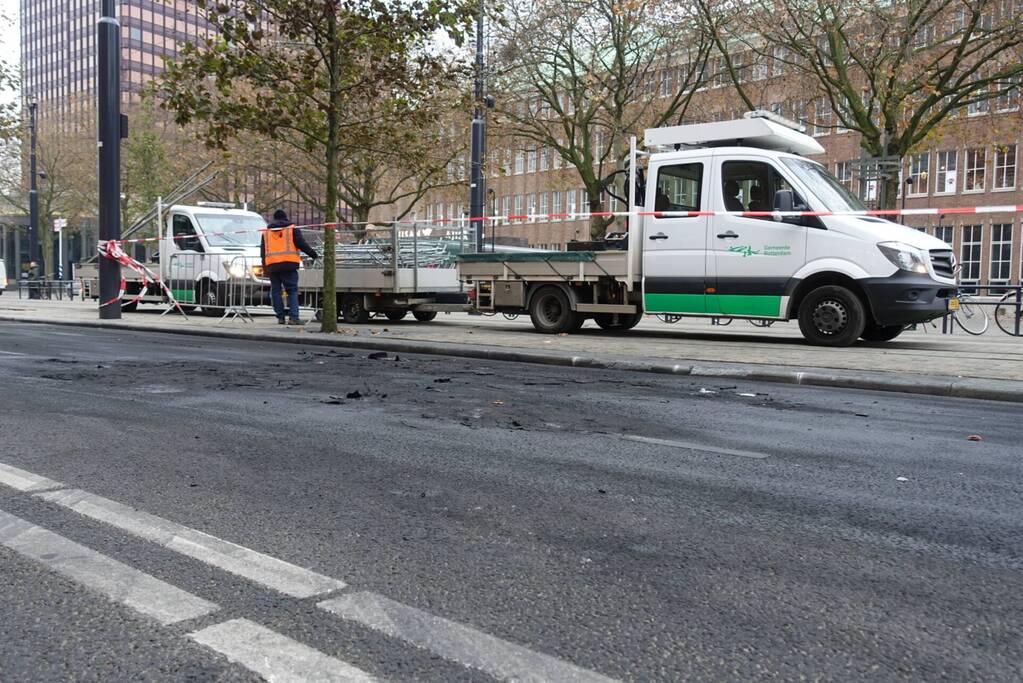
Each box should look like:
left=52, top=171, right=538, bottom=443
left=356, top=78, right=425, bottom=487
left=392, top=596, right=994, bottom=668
left=14, top=279, right=80, bottom=301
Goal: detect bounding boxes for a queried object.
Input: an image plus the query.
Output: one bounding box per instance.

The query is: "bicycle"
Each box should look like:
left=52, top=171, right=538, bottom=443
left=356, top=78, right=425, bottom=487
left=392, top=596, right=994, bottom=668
left=993, top=290, right=1023, bottom=336
left=656, top=313, right=683, bottom=324
left=951, top=291, right=989, bottom=335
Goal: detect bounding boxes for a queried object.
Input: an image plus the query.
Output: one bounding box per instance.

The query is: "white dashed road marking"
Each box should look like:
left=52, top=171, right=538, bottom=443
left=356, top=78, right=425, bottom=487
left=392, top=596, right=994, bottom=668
left=0, top=508, right=219, bottom=625
left=189, top=618, right=378, bottom=683
left=0, top=462, right=65, bottom=492
left=35, top=488, right=346, bottom=598
left=318, top=591, right=619, bottom=683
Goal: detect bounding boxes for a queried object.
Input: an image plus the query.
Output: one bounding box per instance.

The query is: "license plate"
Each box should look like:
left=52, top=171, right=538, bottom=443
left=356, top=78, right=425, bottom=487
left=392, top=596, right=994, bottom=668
left=948, top=297, right=960, bottom=311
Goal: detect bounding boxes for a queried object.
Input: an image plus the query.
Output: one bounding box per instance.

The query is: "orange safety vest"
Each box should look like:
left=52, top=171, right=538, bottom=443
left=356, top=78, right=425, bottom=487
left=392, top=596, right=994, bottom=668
left=264, top=225, right=302, bottom=266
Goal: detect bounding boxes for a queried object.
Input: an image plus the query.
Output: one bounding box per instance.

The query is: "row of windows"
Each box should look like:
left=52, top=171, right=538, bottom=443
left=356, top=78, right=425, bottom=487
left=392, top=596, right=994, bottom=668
left=833, top=144, right=1020, bottom=197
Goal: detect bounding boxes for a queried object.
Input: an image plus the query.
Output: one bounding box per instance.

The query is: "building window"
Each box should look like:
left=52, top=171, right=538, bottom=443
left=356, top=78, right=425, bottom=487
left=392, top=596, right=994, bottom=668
left=994, top=144, right=1016, bottom=190
left=814, top=97, right=831, bottom=136
left=514, top=151, right=525, bottom=175
left=501, top=196, right=511, bottom=221
left=990, top=223, right=1013, bottom=292
left=526, top=193, right=536, bottom=215
left=552, top=190, right=562, bottom=220
left=935, top=150, right=957, bottom=194
left=960, top=225, right=983, bottom=292
left=526, top=147, right=537, bottom=174
left=834, top=161, right=853, bottom=190
left=908, top=153, right=929, bottom=196
left=996, top=77, right=1020, bottom=112
left=964, top=148, right=986, bottom=192
left=513, top=194, right=523, bottom=216
left=566, top=190, right=576, bottom=216
left=539, top=192, right=549, bottom=217
left=933, top=225, right=954, bottom=247
left=967, top=76, right=990, bottom=116
left=659, top=68, right=673, bottom=97
left=539, top=147, right=549, bottom=172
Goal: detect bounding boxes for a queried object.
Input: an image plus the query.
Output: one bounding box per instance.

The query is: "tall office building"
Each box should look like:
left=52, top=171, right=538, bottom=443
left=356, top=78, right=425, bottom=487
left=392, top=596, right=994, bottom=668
left=20, top=0, right=211, bottom=130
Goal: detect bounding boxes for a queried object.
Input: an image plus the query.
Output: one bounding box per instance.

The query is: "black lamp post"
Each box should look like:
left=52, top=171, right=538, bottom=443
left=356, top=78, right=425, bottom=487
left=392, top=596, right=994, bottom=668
left=28, top=101, right=39, bottom=266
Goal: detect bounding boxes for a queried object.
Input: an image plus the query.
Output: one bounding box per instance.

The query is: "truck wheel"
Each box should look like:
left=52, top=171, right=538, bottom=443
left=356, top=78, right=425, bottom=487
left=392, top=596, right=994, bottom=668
left=385, top=310, right=408, bottom=322
left=529, top=286, right=580, bottom=334
left=797, top=285, right=866, bottom=347
left=197, top=280, right=225, bottom=316
left=860, top=323, right=905, bottom=342
left=593, top=312, right=642, bottom=331
left=412, top=310, right=438, bottom=322
left=341, top=295, right=370, bottom=324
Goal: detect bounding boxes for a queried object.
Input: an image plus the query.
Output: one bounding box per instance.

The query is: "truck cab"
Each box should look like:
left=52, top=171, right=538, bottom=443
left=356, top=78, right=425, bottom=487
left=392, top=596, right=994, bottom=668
left=161, top=203, right=270, bottom=310
left=640, top=113, right=956, bottom=344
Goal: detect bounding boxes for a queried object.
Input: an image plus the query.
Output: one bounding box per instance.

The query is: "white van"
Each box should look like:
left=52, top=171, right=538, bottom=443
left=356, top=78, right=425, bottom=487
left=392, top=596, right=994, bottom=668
left=0, top=258, right=7, bottom=295
left=459, top=113, right=958, bottom=346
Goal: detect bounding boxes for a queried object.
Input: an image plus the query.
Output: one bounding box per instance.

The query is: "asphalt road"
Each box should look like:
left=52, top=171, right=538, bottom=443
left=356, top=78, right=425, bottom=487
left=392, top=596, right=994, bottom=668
left=0, top=321, right=1021, bottom=682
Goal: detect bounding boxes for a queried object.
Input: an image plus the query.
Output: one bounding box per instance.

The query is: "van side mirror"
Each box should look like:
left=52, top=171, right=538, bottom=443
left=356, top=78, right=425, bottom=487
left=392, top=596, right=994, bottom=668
left=774, top=189, right=794, bottom=213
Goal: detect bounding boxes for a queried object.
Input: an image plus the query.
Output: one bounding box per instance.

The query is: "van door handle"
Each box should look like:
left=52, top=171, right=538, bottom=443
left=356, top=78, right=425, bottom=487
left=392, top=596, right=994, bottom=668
left=648, top=232, right=669, bottom=240
left=716, top=231, right=739, bottom=239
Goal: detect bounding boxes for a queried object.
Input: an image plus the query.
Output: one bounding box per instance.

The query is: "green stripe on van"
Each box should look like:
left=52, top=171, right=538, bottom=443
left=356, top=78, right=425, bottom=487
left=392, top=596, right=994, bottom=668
left=646, top=293, right=781, bottom=317
left=715, top=294, right=781, bottom=317
left=644, top=293, right=707, bottom=313
left=171, top=289, right=195, bottom=303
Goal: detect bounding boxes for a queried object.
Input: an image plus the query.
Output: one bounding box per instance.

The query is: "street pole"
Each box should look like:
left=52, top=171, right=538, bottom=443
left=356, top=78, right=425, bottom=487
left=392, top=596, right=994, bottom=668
left=28, top=101, right=39, bottom=268
left=469, top=0, right=486, bottom=252
left=98, top=0, right=122, bottom=319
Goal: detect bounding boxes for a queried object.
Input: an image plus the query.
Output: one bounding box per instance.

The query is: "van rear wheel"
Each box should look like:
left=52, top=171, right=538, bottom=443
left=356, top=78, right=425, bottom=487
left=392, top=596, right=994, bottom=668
left=593, top=312, right=642, bottom=331
left=797, top=285, right=866, bottom=347
left=529, top=286, right=580, bottom=334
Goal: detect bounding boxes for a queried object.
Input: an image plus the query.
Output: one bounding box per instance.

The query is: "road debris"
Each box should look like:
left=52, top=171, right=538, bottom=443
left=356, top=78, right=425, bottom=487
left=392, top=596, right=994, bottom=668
left=966, top=434, right=984, bottom=441
left=896, top=476, right=909, bottom=482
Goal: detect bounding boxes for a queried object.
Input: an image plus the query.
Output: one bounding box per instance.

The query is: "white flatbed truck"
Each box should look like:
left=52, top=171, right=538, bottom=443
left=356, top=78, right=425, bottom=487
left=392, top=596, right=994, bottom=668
left=458, top=113, right=958, bottom=346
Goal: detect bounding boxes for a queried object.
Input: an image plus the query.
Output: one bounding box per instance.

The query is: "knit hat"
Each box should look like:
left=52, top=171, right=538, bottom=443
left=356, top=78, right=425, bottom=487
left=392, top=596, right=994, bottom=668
left=272, top=209, right=289, bottom=221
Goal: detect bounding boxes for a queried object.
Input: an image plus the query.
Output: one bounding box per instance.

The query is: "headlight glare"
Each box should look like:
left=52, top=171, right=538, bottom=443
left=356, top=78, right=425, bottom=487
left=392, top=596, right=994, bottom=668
left=877, top=242, right=929, bottom=274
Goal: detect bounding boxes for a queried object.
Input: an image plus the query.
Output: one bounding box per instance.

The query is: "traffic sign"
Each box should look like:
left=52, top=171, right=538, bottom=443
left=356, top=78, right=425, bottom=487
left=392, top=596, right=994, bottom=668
left=53, top=218, right=67, bottom=232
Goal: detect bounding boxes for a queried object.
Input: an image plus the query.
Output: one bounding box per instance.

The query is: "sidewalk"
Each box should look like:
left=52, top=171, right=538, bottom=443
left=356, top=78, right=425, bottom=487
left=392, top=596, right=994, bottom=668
left=2, top=297, right=1022, bottom=401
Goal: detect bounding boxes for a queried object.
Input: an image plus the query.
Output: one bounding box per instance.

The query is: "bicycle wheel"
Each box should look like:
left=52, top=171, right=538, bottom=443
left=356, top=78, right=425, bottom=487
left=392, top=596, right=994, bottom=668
left=994, top=292, right=1023, bottom=336
left=711, top=317, right=733, bottom=326
left=748, top=319, right=775, bottom=328
left=954, top=299, right=990, bottom=335
left=656, top=313, right=682, bottom=324
left=502, top=312, right=519, bottom=320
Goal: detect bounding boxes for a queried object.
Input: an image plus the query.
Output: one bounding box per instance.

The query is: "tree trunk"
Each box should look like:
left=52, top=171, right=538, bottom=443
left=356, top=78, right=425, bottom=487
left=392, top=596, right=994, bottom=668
left=352, top=205, right=370, bottom=242
left=320, top=4, right=340, bottom=333
left=588, top=194, right=610, bottom=240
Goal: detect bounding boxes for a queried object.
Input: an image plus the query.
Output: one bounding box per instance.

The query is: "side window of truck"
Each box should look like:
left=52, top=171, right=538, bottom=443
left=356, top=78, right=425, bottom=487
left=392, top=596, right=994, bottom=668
left=172, top=215, right=203, bottom=252
left=721, top=161, right=802, bottom=220
left=654, top=163, right=703, bottom=217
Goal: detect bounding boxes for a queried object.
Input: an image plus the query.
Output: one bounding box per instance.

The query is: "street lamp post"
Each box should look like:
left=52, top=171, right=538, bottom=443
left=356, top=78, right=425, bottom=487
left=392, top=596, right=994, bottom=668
left=28, top=101, right=39, bottom=267
left=97, top=0, right=123, bottom=319
left=468, top=0, right=493, bottom=253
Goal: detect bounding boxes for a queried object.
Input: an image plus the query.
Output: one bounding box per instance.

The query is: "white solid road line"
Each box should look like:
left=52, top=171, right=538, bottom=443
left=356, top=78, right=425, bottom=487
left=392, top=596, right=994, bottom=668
left=36, top=488, right=346, bottom=599
left=619, top=434, right=770, bottom=459
left=0, top=462, right=65, bottom=492
left=189, top=618, right=378, bottom=683
left=318, top=592, right=619, bottom=683
left=0, top=508, right=219, bottom=625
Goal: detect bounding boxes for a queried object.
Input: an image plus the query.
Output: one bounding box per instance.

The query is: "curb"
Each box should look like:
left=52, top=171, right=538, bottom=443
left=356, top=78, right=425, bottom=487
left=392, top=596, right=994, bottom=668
left=3, top=314, right=1022, bottom=403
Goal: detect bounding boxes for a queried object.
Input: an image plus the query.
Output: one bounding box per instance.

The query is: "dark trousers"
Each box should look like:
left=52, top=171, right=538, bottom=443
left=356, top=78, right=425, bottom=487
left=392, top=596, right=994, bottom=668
left=269, top=269, right=300, bottom=320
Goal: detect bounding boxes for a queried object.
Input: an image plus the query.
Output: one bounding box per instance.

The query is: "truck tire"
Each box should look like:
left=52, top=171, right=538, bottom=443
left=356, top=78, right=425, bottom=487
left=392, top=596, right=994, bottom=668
left=797, top=285, right=866, bottom=347
left=529, top=286, right=581, bottom=334
left=197, top=280, right=225, bottom=316
left=385, top=310, right=408, bottom=321
left=341, top=295, right=370, bottom=324
left=860, top=323, right=904, bottom=342
left=412, top=310, right=438, bottom=322
left=593, top=312, right=642, bottom=331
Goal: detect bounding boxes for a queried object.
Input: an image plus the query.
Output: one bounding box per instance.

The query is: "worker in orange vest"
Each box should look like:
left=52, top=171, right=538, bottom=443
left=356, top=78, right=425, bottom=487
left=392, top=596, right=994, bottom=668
left=260, top=209, right=319, bottom=325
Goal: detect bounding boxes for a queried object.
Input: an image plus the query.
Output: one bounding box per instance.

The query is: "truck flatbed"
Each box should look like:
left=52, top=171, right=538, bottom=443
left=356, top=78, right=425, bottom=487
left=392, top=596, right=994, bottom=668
left=457, top=250, right=628, bottom=281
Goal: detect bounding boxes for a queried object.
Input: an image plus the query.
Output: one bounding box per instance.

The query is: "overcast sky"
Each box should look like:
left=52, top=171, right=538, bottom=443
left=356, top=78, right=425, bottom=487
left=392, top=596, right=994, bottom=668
left=1, top=0, right=18, bottom=106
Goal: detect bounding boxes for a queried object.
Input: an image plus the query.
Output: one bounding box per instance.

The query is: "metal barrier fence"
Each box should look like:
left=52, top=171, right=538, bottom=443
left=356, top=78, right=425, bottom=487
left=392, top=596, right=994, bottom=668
left=157, top=252, right=270, bottom=322
left=14, top=279, right=80, bottom=301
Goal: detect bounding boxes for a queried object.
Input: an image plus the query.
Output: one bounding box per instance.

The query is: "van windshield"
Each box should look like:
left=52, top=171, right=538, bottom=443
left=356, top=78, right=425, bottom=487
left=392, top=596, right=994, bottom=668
left=780, top=157, right=866, bottom=212
left=194, top=214, right=266, bottom=247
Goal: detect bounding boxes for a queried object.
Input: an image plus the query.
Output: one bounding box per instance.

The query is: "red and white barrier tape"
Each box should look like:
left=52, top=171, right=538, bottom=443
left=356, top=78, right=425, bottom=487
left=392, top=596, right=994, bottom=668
left=97, top=240, right=187, bottom=315
left=102, top=202, right=1023, bottom=246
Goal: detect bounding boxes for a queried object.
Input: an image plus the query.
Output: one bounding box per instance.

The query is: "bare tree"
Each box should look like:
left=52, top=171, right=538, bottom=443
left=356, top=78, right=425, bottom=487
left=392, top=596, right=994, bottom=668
left=696, top=0, right=1023, bottom=206
left=493, top=0, right=711, bottom=237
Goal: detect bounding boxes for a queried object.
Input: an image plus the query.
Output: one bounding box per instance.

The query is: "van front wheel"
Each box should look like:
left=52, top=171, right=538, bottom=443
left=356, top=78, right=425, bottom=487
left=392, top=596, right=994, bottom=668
left=797, top=285, right=866, bottom=347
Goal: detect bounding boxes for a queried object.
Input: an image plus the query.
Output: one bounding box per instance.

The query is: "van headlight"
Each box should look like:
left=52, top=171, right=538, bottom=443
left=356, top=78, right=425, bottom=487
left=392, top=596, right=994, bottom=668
left=227, top=263, right=247, bottom=279
left=250, top=265, right=264, bottom=278
left=877, top=242, right=929, bottom=274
